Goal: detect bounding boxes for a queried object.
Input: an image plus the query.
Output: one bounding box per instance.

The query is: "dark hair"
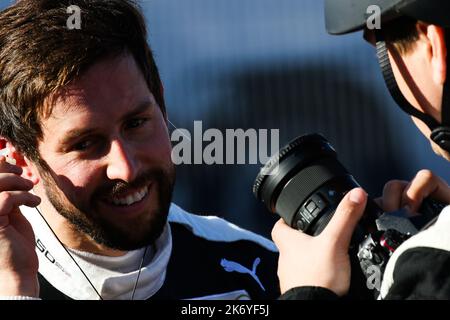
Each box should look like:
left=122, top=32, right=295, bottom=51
left=383, top=16, right=420, bottom=54
left=0, top=0, right=165, bottom=163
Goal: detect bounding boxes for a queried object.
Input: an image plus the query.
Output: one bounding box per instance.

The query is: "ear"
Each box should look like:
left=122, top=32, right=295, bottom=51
left=5, top=142, right=40, bottom=185
left=21, top=157, right=40, bottom=186
left=425, top=24, right=447, bottom=85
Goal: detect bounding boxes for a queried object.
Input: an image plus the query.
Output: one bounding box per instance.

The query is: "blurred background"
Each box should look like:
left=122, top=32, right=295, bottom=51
left=1, top=0, right=450, bottom=239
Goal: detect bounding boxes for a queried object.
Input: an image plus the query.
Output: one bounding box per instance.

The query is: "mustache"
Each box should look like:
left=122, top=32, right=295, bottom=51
left=95, top=170, right=160, bottom=198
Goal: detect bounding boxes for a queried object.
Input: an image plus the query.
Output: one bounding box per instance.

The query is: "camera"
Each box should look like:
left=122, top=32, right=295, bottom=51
left=253, top=133, right=445, bottom=296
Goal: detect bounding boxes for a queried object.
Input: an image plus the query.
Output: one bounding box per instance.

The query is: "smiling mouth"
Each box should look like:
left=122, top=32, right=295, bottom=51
left=105, top=185, right=149, bottom=206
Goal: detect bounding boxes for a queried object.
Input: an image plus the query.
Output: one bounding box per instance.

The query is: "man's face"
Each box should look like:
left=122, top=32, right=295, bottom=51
left=34, top=53, right=175, bottom=251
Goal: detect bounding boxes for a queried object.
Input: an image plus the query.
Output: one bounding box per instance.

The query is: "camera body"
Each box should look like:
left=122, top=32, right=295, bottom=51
left=253, top=134, right=445, bottom=296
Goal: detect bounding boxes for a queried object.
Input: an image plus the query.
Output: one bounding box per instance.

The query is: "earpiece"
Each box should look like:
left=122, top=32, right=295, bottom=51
left=0, top=147, right=17, bottom=165
left=430, top=127, right=450, bottom=153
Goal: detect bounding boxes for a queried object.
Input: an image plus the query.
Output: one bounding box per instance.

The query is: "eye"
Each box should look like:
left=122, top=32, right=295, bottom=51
left=125, top=118, right=148, bottom=130
left=72, top=139, right=94, bottom=151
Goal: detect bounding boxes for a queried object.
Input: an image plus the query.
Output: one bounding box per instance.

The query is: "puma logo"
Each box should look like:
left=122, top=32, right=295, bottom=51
left=220, top=257, right=265, bottom=291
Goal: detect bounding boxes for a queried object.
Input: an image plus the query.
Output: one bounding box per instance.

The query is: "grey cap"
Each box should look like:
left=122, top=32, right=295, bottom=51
left=325, top=0, right=450, bottom=35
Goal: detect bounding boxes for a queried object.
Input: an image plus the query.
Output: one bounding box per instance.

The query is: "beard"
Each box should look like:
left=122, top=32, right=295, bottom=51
left=40, top=166, right=175, bottom=251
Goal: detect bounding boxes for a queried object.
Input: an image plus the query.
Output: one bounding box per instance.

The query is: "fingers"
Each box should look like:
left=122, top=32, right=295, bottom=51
left=0, top=174, right=34, bottom=192
left=402, top=170, right=450, bottom=212
left=322, top=188, right=367, bottom=250
left=0, top=156, right=36, bottom=203
left=381, top=180, right=409, bottom=212
left=0, top=157, right=23, bottom=175
left=0, top=191, right=41, bottom=217
left=0, top=190, right=41, bottom=230
left=378, top=172, right=450, bottom=214
left=0, top=155, right=39, bottom=230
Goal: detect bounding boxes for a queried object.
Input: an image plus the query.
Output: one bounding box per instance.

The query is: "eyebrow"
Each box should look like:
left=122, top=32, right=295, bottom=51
left=59, top=100, right=155, bottom=146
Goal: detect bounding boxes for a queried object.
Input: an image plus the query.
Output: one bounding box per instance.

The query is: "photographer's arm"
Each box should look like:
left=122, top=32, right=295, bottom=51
left=272, top=188, right=367, bottom=299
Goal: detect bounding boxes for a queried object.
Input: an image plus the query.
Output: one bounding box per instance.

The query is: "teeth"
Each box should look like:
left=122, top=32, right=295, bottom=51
left=110, top=186, right=148, bottom=206
left=125, top=195, right=134, bottom=205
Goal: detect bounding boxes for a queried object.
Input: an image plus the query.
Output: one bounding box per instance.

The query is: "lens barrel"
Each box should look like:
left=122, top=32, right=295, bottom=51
left=253, top=134, right=380, bottom=236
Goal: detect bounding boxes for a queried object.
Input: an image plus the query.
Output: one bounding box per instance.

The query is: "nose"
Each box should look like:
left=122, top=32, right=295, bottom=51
left=105, top=139, right=140, bottom=182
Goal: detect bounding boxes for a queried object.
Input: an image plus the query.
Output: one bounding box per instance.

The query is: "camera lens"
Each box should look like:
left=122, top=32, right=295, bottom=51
left=253, top=134, right=381, bottom=237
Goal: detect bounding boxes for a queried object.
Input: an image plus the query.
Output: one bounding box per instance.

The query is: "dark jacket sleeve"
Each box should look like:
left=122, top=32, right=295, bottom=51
left=383, top=247, right=450, bottom=300
left=278, top=286, right=339, bottom=300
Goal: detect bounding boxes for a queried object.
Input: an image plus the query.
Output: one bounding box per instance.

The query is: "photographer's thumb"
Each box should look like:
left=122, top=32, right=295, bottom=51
left=323, top=188, right=367, bottom=250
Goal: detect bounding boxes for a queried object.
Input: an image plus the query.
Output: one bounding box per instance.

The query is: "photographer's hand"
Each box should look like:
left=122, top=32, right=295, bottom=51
left=375, top=170, right=450, bottom=214
left=272, top=188, right=367, bottom=296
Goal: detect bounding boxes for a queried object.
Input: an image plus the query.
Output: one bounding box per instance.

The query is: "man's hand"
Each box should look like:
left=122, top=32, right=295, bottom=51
left=0, top=155, right=41, bottom=297
left=375, top=170, right=450, bottom=214
left=272, top=188, right=367, bottom=296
